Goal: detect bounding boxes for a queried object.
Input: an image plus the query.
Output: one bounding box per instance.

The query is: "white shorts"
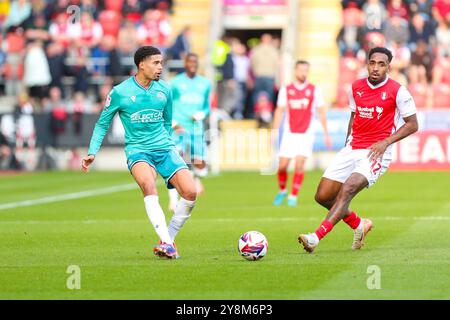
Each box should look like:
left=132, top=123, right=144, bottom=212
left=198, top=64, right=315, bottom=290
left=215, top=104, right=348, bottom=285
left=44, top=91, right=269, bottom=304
left=278, top=131, right=314, bottom=158
left=323, top=145, right=392, bottom=188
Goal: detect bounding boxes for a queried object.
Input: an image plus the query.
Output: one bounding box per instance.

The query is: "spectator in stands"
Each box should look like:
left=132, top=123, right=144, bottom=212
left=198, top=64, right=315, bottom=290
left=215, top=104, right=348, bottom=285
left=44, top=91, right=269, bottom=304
left=137, top=9, right=171, bottom=51
left=79, top=0, right=99, bottom=20
left=250, top=33, right=280, bottom=119
left=407, top=0, right=434, bottom=22
left=46, top=41, right=66, bottom=96
left=432, top=0, right=450, bottom=25
left=388, top=40, right=411, bottom=74
left=3, top=27, right=25, bottom=96
left=117, top=20, right=139, bottom=76
left=123, top=0, right=142, bottom=24
left=49, top=12, right=71, bottom=48
left=95, top=79, right=113, bottom=113
left=384, top=13, right=409, bottom=45
left=24, top=12, right=50, bottom=45
left=231, top=40, right=251, bottom=119
left=66, top=44, right=90, bottom=93
left=408, top=12, right=435, bottom=51
left=46, top=0, right=70, bottom=20
left=91, top=35, right=122, bottom=78
left=167, top=26, right=191, bottom=61
left=142, top=0, right=173, bottom=11
left=435, top=20, right=450, bottom=57
left=387, top=0, right=409, bottom=20
left=43, top=86, right=65, bottom=113
left=0, top=131, right=12, bottom=170
left=362, top=0, right=387, bottom=32
left=336, top=7, right=365, bottom=56
left=68, top=91, right=93, bottom=135
left=341, top=0, right=365, bottom=9
left=67, top=11, right=103, bottom=50
left=254, top=91, right=274, bottom=128
left=409, top=40, right=434, bottom=84
left=23, top=40, right=51, bottom=107
left=3, top=0, right=31, bottom=30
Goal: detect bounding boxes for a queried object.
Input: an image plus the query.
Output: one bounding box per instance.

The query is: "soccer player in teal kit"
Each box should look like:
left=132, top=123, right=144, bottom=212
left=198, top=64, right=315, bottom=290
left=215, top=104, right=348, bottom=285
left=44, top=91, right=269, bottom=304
left=168, top=53, right=211, bottom=211
left=82, top=46, right=197, bottom=259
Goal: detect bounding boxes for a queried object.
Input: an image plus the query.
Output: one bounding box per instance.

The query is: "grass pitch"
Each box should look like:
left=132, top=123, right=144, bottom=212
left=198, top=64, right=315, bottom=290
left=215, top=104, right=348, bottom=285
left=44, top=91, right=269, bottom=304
left=0, top=170, right=449, bottom=299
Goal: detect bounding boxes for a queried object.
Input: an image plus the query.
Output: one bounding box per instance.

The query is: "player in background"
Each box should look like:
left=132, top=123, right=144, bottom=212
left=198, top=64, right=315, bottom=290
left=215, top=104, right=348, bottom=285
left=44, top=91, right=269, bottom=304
left=169, top=53, right=211, bottom=212
left=82, top=46, right=197, bottom=259
left=298, top=47, right=418, bottom=253
left=272, top=60, right=332, bottom=207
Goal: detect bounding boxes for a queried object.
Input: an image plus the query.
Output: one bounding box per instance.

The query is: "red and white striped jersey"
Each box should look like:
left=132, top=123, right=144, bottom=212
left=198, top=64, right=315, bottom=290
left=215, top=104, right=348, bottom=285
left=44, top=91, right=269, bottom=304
left=348, top=77, right=416, bottom=149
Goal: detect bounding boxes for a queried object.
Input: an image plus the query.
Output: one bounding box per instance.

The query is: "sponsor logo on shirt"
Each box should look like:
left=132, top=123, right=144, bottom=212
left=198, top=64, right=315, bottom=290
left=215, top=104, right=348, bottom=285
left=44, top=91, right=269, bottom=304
left=357, top=106, right=375, bottom=119
left=130, top=109, right=163, bottom=123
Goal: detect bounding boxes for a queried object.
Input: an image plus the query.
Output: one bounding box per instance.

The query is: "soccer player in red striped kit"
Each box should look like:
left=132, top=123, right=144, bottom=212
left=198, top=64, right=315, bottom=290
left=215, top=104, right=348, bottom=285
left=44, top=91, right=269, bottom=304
left=272, top=60, right=332, bottom=207
left=298, top=47, right=419, bottom=253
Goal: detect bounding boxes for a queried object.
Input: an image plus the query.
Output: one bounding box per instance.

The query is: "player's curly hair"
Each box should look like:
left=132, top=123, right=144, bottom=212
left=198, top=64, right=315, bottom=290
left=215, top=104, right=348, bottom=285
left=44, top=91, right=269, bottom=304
left=134, top=46, right=161, bottom=68
left=368, top=47, right=393, bottom=63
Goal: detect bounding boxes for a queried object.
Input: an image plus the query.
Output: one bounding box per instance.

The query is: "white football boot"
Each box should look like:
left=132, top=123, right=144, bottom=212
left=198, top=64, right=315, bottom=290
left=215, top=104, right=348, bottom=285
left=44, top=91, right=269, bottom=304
left=298, top=233, right=319, bottom=253
left=352, top=218, right=374, bottom=250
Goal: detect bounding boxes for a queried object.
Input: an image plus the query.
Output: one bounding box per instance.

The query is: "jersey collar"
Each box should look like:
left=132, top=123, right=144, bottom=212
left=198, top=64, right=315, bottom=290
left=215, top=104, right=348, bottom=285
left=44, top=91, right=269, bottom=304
left=366, top=76, right=389, bottom=89
left=293, top=81, right=309, bottom=90
left=133, top=76, right=153, bottom=91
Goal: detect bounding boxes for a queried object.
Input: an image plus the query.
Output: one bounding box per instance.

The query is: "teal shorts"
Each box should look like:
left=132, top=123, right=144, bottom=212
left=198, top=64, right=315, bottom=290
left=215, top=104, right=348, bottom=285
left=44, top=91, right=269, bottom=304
left=172, top=131, right=207, bottom=163
left=127, top=149, right=188, bottom=189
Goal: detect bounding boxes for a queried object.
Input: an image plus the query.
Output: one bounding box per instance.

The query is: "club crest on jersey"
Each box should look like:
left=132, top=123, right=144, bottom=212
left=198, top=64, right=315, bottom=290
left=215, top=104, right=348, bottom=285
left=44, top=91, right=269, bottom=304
left=131, top=95, right=136, bottom=102
left=305, top=89, right=311, bottom=97
left=288, top=89, right=296, bottom=96
left=104, top=95, right=111, bottom=109
left=376, top=106, right=383, bottom=119
left=157, top=92, right=165, bottom=100
left=381, top=91, right=387, bottom=100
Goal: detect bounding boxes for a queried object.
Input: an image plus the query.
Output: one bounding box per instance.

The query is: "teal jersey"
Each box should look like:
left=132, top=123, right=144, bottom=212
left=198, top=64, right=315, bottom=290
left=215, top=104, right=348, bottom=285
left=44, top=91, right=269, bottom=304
left=88, top=76, right=174, bottom=157
left=171, top=72, right=211, bottom=133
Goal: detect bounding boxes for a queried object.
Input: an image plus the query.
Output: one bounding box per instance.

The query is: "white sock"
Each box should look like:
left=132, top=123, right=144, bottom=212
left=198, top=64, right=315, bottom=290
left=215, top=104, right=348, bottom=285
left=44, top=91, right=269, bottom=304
left=168, top=197, right=196, bottom=241
left=168, top=188, right=179, bottom=205
left=143, top=195, right=172, bottom=245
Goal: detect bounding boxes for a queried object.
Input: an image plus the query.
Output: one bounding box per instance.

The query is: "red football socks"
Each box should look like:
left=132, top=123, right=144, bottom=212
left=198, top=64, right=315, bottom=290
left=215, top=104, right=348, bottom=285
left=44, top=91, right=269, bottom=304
left=291, top=172, right=304, bottom=196
left=278, top=170, right=288, bottom=191
left=343, top=211, right=361, bottom=230
left=315, top=220, right=334, bottom=240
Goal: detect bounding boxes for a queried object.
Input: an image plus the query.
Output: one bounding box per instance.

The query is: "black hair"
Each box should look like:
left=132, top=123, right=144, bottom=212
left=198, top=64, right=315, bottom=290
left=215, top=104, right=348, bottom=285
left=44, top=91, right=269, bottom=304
left=134, top=46, right=161, bottom=68
left=368, top=47, right=393, bottom=63
left=295, top=60, right=310, bottom=67
left=185, top=52, right=199, bottom=60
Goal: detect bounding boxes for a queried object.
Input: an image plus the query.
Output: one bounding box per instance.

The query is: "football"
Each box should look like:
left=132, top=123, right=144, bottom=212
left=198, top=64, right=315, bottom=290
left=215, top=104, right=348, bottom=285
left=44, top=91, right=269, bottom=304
left=238, top=231, right=268, bottom=261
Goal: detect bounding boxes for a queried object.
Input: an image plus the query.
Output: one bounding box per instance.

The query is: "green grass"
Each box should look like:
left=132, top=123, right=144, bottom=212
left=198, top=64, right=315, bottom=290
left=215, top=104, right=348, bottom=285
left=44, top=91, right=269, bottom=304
left=0, top=170, right=449, bottom=299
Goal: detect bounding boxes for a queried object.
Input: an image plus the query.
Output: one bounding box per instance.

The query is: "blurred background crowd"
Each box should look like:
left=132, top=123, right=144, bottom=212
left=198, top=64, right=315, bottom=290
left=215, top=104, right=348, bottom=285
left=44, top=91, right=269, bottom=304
left=0, top=0, right=449, bottom=171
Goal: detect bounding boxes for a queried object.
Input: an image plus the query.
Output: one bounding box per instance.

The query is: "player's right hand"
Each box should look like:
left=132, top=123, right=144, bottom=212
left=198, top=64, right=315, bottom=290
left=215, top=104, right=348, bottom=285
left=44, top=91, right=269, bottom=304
left=81, top=155, right=95, bottom=173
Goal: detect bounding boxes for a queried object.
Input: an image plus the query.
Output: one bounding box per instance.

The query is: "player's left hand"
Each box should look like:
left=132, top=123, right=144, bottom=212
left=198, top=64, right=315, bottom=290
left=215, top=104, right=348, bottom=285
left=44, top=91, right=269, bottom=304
left=324, top=134, right=333, bottom=150
left=368, top=139, right=389, bottom=163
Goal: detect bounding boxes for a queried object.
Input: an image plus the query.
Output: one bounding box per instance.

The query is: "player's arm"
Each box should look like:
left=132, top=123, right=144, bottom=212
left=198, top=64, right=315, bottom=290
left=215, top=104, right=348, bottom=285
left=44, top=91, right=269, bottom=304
left=368, top=87, right=419, bottom=162
left=82, top=89, right=119, bottom=172
left=345, top=86, right=356, bottom=145
left=163, top=89, right=174, bottom=135
left=193, top=82, right=212, bottom=121
left=272, top=86, right=287, bottom=130
left=314, top=86, right=332, bottom=149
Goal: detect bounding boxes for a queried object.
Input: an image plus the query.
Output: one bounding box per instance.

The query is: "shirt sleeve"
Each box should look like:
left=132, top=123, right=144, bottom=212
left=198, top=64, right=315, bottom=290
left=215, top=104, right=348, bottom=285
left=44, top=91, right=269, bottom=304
left=313, top=86, right=325, bottom=109
left=396, top=85, right=417, bottom=118
left=276, top=86, right=287, bottom=107
left=163, top=88, right=173, bottom=135
left=348, top=85, right=356, bottom=112
left=87, top=89, right=120, bottom=156
left=203, top=81, right=212, bottom=117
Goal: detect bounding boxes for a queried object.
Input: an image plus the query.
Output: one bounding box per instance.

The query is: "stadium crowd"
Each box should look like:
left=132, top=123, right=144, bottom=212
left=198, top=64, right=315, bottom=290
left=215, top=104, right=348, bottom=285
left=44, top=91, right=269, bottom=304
left=0, top=0, right=449, bottom=171
left=337, top=0, right=450, bottom=108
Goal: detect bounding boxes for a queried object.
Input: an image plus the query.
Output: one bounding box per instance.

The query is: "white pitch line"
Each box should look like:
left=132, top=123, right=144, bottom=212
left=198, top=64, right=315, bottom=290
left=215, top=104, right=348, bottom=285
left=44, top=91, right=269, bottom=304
left=0, top=216, right=449, bottom=225
left=0, top=183, right=137, bottom=211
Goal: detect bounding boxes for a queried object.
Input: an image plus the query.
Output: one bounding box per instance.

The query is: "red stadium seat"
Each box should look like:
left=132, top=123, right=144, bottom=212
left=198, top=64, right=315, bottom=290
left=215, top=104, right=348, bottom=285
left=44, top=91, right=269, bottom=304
left=104, top=0, right=124, bottom=12
left=408, top=83, right=428, bottom=109
left=432, top=84, right=450, bottom=108
left=99, top=10, right=122, bottom=37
